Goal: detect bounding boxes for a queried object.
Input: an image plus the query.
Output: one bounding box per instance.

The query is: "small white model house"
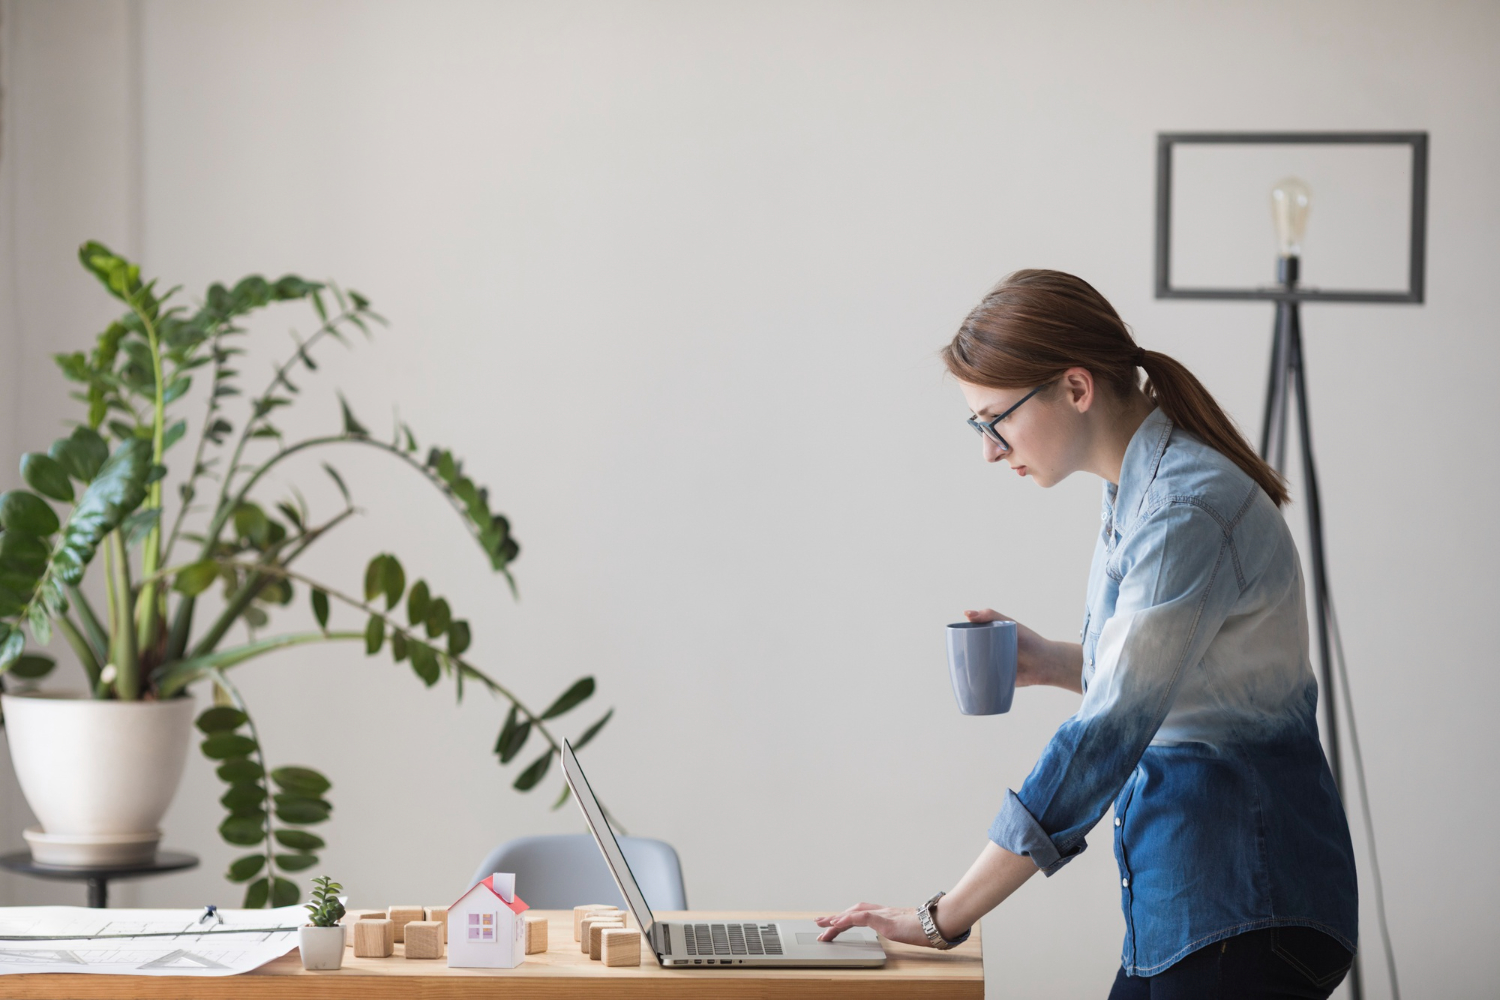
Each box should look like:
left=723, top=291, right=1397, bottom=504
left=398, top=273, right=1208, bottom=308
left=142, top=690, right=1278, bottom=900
left=447, top=872, right=530, bottom=969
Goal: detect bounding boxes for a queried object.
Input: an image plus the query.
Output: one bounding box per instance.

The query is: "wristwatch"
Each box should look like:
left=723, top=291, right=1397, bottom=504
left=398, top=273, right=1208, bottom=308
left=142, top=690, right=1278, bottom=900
left=916, top=892, right=971, bottom=950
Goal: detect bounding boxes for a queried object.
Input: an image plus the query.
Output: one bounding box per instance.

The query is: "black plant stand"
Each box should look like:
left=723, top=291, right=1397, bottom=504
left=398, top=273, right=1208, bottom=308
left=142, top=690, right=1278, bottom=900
left=0, top=850, right=198, bottom=907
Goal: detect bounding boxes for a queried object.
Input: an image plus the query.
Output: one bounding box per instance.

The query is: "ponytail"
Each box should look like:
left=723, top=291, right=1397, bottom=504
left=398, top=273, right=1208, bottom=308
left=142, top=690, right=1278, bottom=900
left=942, top=269, right=1289, bottom=508
left=1137, top=350, right=1288, bottom=507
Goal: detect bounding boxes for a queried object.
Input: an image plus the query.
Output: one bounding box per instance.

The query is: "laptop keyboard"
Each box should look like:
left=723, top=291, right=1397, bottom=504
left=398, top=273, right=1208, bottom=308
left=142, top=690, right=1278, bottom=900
left=681, top=922, right=783, bottom=956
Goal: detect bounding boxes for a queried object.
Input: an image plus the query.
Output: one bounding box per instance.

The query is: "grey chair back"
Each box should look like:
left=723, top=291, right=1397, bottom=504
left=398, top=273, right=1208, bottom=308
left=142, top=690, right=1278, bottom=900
left=468, top=833, right=687, bottom=911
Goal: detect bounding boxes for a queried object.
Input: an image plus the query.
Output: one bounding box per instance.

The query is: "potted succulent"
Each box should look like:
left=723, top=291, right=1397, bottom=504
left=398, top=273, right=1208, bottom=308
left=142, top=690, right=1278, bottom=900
left=299, top=875, right=347, bottom=971
left=0, top=242, right=613, bottom=903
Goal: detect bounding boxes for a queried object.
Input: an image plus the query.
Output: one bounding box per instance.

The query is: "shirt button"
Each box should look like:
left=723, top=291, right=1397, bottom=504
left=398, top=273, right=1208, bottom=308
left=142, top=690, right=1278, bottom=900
left=1114, top=817, right=1121, bottom=827
left=1121, top=878, right=1130, bottom=888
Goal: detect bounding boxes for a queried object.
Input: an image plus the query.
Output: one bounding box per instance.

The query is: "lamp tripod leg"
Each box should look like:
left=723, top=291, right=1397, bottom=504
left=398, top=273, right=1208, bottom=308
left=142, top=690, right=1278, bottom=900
left=1271, top=303, right=1362, bottom=1000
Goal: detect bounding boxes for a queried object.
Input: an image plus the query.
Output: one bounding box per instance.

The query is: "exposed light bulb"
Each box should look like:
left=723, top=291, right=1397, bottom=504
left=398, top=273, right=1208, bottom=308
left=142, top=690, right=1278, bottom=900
left=1271, top=176, right=1311, bottom=258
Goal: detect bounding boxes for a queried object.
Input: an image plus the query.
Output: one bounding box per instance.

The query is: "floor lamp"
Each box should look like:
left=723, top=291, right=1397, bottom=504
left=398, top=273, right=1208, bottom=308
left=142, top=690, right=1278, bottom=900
left=1155, top=131, right=1429, bottom=1000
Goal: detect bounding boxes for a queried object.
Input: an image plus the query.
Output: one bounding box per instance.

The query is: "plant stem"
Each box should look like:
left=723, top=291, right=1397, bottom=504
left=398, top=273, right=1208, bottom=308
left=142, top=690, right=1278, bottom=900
left=187, top=507, right=354, bottom=659
left=208, top=670, right=278, bottom=908
left=209, top=435, right=492, bottom=568
left=161, top=328, right=228, bottom=568
left=66, top=585, right=109, bottom=668
left=55, top=614, right=102, bottom=689
left=131, top=297, right=169, bottom=665
left=199, top=309, right=359, bottom=558
left=106, top=531, right=139, bottom=699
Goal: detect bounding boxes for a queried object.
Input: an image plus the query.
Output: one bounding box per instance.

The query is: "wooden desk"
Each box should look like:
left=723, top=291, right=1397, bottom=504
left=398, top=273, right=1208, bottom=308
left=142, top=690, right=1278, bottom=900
left=0, top=910, right=983, bottom=998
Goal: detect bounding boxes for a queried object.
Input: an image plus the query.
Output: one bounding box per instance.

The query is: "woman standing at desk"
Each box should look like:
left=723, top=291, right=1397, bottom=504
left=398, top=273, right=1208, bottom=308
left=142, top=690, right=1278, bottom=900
left=817, top=270, right=1358, bottom=999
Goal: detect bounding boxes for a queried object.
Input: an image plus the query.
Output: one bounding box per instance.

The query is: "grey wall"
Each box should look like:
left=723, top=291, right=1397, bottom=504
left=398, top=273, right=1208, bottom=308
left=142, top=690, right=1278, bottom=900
left=2, top=2, right=1496, bottom=996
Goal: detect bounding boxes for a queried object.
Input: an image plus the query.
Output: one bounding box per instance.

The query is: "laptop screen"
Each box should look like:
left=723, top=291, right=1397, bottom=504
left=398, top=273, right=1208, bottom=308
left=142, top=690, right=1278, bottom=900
left=561, top=740, right=657, bottom=942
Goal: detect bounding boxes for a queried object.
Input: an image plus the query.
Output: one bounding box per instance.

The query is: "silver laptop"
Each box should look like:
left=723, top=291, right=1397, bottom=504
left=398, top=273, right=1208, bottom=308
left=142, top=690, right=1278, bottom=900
left=561, top=740, right=886, bottom=968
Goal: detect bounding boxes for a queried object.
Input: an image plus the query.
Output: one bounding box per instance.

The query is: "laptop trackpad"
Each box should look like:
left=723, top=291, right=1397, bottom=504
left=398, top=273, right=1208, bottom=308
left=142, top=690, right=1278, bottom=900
left=796, top=930, right=880, bottom=949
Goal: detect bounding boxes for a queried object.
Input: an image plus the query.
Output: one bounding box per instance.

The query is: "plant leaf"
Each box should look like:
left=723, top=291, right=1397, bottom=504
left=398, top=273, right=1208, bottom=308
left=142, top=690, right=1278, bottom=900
left=552, top=784, right=572, bottom=810
left=364, top=554, right=383, bottom=603
left=447, top=619, right=471, bottom=656
left=275, top=829, right=325, bottom=851
left=220, top=815, right=268, bottom=846
left=243, top=877, right=270, bottom=908
left=174, top=559, right=221, bottom=597
left=0, top=491, right=60, bottom=536
left=512, top=749, right=554, bottom=791
left=424, top=596, right=450, bottom=638
left=121, top=507, right=161, bottom=549
left=311, top=588, right=330, bottom=630
left=390, top=629, right=408, bottom=662
left=364, top=613, right=384, bottom=654
left=406, top=579, right=430, bottom=626
left=494, top=705, right=531, bottom=764
left=227, top=854, right=266, bottom=883
left=409, top=641, right=439, bottom=686
left=380, top=555, right=404, bottom=610
left=19, top=453, right=74, bottom=502
left=271, top=877, right=299, bottom=907
left=217, top=757, right=262, bottom=784
left=202, top=733, right=258, bottom=759
left=276, top=853, right=319, bottom=872
left=196, top=706, right=248, bottom=734
left=50, top=438, right=153, bottom=585
left=274, top=796, right=331, bottom=825
left=571, top=707, right=614, bottom=752
left=0, top=629, right=24, bottom=673
left=221, top=783, right=268, bottom=813
left=271, top=766, right=332, bottom=797
left=9, top=653, right=55, bottom=680
left=323, top=463, right=350, bottom=504
left=338, top=393, right=368, bottom=437
left=540, top=677, right=595, bottom=720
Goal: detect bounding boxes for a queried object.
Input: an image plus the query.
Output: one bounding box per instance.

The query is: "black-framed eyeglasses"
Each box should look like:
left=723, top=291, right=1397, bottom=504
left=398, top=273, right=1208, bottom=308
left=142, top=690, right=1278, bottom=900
left=966, top=383, right=1049, bottom=452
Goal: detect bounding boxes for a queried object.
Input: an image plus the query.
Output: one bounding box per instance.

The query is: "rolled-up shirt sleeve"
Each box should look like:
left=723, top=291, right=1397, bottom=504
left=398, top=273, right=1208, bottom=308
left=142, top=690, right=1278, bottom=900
left=990, top=499, right=1244, bottom=874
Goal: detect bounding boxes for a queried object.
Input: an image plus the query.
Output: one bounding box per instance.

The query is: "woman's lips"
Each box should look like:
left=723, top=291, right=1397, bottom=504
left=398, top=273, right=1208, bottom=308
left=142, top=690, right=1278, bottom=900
left=1014, top=465, right=1027, bottom=476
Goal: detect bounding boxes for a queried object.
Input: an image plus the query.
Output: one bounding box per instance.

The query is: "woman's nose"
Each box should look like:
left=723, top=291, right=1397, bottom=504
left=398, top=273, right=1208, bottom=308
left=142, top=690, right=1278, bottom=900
left=982, top=436, right=1006, bottom=463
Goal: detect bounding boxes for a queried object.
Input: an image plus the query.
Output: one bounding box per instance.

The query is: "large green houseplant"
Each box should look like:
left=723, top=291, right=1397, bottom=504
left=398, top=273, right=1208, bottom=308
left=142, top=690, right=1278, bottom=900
left=0, top=243, right=611, bottom=906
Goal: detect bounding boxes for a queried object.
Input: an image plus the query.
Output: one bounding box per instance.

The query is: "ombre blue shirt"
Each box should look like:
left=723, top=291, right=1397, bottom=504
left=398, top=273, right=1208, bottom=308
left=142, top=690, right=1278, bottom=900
left=989, top=408, right=1358, bottom=976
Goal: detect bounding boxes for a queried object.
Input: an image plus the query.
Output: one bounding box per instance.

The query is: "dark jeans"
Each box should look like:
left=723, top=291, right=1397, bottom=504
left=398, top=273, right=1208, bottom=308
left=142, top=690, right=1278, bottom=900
left=1107, top=926, right=1353, bottom=1000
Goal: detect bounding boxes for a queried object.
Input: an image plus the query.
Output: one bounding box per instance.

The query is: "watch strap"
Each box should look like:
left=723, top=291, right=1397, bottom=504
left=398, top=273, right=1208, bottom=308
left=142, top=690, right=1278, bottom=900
left=917, top=892, right=971, bottom=950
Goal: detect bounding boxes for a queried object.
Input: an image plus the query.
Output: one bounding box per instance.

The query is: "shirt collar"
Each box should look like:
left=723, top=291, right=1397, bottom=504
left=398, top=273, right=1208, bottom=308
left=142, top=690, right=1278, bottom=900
left=1103, top=407, right=1173, bottom=537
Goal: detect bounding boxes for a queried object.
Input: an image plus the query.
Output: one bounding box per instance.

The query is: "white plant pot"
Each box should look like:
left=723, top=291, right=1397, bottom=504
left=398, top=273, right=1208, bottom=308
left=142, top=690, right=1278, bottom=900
left=299, top=925, right=346, bottom=970
left=2, top=692, right=195, bottom=867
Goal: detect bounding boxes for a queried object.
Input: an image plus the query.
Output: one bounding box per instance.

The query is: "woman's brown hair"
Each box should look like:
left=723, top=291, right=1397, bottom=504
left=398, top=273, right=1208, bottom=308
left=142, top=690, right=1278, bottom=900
left=941, top=269, right=1289, bottom=507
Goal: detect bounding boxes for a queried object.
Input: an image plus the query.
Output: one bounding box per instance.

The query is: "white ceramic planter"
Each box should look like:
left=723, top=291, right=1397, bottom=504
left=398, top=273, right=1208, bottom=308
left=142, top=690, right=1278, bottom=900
left=1, top=692, right=195, bottom=866
left=299, top=925, right=346, bottom=970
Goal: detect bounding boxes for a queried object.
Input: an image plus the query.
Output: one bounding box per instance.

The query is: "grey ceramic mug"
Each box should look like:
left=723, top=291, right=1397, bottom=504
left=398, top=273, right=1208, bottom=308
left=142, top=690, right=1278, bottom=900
left=945, top=620, right=1018, bottom=715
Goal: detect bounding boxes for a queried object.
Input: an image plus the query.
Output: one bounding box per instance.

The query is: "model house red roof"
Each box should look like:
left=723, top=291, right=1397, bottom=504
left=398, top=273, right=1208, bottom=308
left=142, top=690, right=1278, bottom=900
left=450, top=875, right=530, bottom=916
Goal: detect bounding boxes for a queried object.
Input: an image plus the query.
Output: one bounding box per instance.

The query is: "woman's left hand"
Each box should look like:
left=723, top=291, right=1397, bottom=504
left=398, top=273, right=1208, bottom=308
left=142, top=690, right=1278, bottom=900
left=814, top=903, right=930, bottom=946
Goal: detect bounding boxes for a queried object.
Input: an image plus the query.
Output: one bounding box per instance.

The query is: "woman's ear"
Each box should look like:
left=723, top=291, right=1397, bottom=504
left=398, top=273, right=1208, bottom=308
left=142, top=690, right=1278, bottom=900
left=1062, top=367, right=1095, bottom=413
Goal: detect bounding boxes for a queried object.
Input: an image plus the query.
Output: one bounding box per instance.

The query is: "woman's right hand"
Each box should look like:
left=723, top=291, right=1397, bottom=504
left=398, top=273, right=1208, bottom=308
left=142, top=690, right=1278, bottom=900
left=962, top=608, right=1073, bottom=690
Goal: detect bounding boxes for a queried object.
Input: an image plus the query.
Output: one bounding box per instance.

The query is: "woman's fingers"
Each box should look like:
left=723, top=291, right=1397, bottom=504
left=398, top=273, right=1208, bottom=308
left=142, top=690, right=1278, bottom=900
left=816, top=904, right=930, bottom=947
left=963, top=608, right=1012, bottom=623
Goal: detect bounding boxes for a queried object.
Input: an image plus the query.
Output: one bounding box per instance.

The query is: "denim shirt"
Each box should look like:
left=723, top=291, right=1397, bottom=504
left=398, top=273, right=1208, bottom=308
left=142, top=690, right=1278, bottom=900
left=989, top=408, right=1358, bottom=976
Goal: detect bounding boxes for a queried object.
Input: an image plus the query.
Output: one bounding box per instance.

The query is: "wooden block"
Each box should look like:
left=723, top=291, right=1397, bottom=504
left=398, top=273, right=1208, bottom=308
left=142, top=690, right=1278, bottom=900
left=573, top=904, right=617, bottom=942
left=424, top=907, right=449, bottom=943
left=580, top=914, right=624, bottom=955
left=590, top=917, right=626, bottom=960
left=523, top=913, right=548, bottom=954
left=353, top=918, right=395, bottom=958
left=578, top=913, right=622, bottom=952
left=601, top=927, right=642, bottom=967
left=343, top=910, right=385, bottom=946
left=387, top=906, right=425, bottom=943
left=403, top=920, right=444, bottom=960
